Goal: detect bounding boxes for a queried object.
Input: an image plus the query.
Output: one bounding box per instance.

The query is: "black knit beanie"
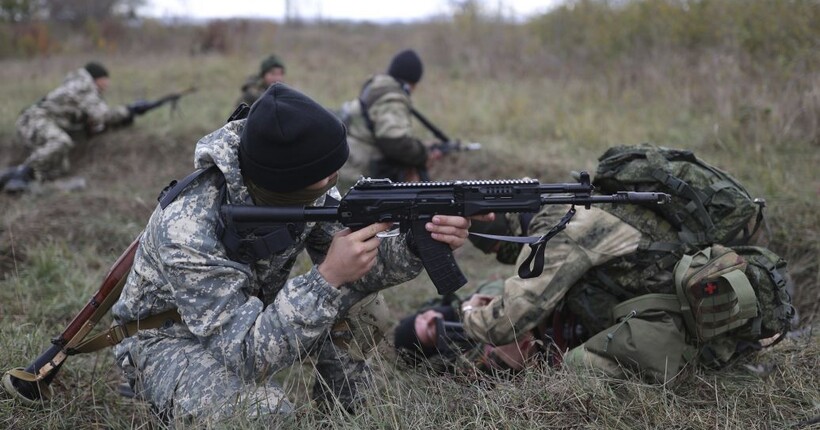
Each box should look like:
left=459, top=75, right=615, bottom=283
left=259, top=54, right=285, bottom=77
left=394, top=305, right=458, bottom=358
left=387, top=49, right=423, bottom=84
left=239, top=83, right=349, bottom=193
left=84, top=62, right=109, bottom=79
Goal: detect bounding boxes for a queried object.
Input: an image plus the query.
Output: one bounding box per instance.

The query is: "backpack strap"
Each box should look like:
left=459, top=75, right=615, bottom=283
left=651, top=169, right=716, bottom=243
left=158, top=165, right=221, bottom=209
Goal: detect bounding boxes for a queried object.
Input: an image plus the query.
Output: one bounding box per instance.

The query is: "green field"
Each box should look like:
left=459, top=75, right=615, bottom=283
left=1, top=3, right=818, bottom=428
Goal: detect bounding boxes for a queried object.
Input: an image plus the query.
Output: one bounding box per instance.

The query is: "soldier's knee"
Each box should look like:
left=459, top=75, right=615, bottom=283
left=336, top=292, right=391, bottom=360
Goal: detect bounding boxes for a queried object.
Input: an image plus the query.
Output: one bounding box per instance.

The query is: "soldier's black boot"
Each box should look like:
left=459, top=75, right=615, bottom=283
left=2, top=165, right=34, bottom=193
left=0, top=165, right=19, bottom=188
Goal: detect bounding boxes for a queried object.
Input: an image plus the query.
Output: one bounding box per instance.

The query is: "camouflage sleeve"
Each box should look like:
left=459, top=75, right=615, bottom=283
left=240, top=76, right=265, bottom=106
left=304, top=220, right=424, bottom=295
left=462, top=206, right=643, bottom=345
left=77, top=88, right=132, bottom=129
left=369, top=93, right=427, bottom=167
left=351, top=234, right=424, bottom=292
left=157, top=209, right=344, bottom=377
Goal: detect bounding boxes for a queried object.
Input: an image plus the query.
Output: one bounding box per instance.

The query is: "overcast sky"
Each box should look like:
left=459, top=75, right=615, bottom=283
left=140, top=0, right=562, bottom=22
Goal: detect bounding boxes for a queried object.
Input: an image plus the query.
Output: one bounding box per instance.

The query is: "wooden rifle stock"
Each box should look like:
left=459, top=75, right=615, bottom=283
left=2, top=236, right=140, bottom=403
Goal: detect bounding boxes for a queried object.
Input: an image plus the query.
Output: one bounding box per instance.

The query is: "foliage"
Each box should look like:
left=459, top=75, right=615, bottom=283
left=528, top=0, right=820, bottom=67
left=0, top=0, right=42, bottom=22
left=0, top=0, right=817, bottom=427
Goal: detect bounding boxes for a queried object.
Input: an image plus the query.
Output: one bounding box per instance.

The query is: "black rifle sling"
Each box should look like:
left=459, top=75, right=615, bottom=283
left=215, top=187, right=307, bottom=265
left=227, top=102, right=250, bottom=122
left=468, top=207, right=578, bottom=279
left=158, top=165, right=220, bottom=209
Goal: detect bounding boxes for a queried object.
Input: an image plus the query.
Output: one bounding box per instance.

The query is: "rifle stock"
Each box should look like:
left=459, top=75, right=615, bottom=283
left=3, top=236, right=140, bottom=403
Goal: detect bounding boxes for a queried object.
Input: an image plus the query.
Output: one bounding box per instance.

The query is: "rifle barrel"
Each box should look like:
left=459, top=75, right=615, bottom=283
left=222, top=205, right=339, bottom=223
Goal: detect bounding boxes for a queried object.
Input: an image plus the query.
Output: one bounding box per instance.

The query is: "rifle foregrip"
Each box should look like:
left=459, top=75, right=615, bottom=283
left=410, top=220, right=467, bottom=296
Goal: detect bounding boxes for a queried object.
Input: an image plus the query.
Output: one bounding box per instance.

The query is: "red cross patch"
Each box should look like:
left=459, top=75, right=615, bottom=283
left=702, top=281, right=719, bottom=295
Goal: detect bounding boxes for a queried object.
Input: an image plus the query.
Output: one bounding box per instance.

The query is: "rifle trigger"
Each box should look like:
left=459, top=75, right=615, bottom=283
left=376, top=227, right=401, bottom=238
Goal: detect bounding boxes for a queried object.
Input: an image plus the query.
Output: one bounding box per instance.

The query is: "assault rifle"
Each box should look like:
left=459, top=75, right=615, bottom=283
left=410, top=107, right=481, bottom=181
left=128, top=86, right=197, bottom=116
left=221, top=172, right=670, bottom=296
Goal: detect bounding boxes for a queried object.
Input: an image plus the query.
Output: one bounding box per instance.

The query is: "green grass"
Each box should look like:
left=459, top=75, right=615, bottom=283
left=1, top=13, right=818, bottom=429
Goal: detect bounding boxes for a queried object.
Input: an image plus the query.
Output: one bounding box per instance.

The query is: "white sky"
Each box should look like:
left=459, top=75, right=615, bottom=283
left=140, top=0, right=562, bottom=22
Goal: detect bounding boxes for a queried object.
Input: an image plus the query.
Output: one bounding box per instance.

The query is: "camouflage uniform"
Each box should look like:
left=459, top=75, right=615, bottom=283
left=238, top=75, right=269, bottom=107
left=339, top=74, right=428, bottom=183
left=16, top=68, right=132, bottom=180
left=112, top=119, right=423, bottom=419
left=462, top=204, right=702, bottom=382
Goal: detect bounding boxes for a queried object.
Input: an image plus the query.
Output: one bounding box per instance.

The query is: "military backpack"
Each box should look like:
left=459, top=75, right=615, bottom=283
left=562, top=145, right=792, bottom=374
left=593, top=143, right=765, bottom=245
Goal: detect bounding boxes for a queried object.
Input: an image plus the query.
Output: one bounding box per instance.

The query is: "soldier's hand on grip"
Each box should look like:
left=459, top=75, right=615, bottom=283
left=318, top=222, right=392, bottom=288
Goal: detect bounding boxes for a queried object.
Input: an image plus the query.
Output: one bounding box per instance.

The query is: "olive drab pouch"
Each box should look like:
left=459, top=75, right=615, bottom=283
left=673, top=244, right=794, bottom=367
left=673, top=244, right=757, bottom=342
left=593, top=143, right=764, bottom=246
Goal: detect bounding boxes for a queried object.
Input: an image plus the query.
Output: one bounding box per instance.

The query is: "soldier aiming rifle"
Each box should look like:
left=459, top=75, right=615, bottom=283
left=0, top=62, right=195, bottom=193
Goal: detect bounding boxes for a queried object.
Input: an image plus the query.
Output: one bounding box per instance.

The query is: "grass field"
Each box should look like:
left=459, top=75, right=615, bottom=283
left=0, top=11, right=818, bottom=429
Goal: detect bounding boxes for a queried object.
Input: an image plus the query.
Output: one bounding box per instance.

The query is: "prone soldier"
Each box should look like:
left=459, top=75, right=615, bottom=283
left=0, top=62, right=183, bottom=193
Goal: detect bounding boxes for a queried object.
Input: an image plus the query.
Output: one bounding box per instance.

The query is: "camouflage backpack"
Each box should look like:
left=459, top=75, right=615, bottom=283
left=594, top=143, right=765, bottom=245
left=594, top=244, right=795, bottom=378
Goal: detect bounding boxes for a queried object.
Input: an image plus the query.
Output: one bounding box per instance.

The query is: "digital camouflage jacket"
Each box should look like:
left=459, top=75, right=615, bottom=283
left=112, top=119, right=424, bottom=380
left=19, top=68, right=131, bottom=134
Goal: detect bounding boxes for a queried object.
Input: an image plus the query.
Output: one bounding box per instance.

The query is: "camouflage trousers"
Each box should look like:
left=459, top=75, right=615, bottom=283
left=16, top=111, right=75, bottom=180
left=114, top=292, right=391, bottom=420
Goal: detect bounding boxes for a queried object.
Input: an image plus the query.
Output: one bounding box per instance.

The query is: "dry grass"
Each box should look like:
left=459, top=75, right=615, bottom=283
left=0, top=10, right=818, bottom=429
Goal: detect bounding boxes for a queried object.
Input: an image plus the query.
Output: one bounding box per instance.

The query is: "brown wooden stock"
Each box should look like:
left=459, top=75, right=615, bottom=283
left=4, top=235, right=141, bottom=401
left=56, top=236, right=140, bottom=348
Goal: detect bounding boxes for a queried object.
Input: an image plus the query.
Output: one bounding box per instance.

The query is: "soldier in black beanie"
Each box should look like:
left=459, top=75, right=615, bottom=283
left=108, top=82, right=483, bottom=419
left=338, top=48, right=444, bottom=185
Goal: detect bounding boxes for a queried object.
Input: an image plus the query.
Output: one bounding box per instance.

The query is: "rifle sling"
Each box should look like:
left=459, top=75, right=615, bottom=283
left=469, top=206, right=577, bottom=279
left=70, top=310, right=182, bottom=354
left=68, top=166, right=216, bottom=355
